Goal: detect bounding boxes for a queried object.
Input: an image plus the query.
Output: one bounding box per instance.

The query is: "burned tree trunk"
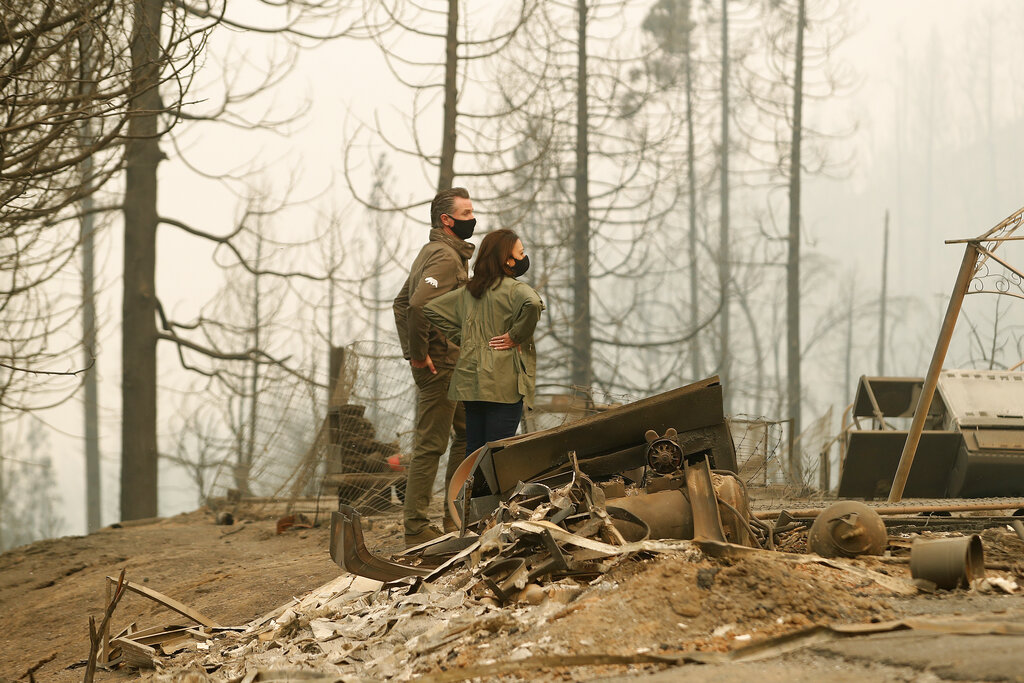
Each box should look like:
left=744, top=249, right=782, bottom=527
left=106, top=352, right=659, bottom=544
left=79, top=31, right=102, bottom=533
left=685, top=8, right=700, bottom=381
left=785, top=0, right=806, bottom=485
left=121, top=0, right=163, bottom=520
left=718, top=0, right=731, bottom=411
left=437, top=0, right=459, bottom=191
left=572, top=0, right=593, bottom=390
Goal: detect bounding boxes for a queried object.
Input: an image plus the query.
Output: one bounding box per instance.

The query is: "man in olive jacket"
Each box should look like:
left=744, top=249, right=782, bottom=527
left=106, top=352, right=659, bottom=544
left=393, top=187, right=476, bottom=546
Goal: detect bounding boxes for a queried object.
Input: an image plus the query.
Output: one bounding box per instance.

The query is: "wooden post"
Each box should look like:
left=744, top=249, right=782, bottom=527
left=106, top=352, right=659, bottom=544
left=787, top=418, right=799, bottom=489
left=878, top=211, right=890, bottom=375
left=888, top=243, right=979, bottom=502
left=818, top=447, right=829, bottom=492
left=328, top=346, right=347, bottom=409
left=102, top=577, right=111, bottom=665
left=326, top=346, right=347, bottom=481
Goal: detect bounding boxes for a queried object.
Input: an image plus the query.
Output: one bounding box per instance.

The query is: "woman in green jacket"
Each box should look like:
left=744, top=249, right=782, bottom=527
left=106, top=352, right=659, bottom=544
left=424, top=229, right=544, bottom=458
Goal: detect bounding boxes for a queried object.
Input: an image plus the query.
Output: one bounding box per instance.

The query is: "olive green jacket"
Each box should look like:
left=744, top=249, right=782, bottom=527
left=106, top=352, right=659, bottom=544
left=393, top=229, right=476, bottom=369
left=423, top=277, right=544, bottom=407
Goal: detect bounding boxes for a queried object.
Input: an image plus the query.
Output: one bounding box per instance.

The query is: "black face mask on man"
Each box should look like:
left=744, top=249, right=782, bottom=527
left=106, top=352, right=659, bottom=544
left=446, top=216, right=476, bottom=240
left=510, top=254, right=530, bottom=277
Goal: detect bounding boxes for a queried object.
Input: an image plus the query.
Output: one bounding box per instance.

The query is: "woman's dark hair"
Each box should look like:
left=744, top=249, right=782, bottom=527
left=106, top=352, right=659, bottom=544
left=467, top=229, right=519, bottom=299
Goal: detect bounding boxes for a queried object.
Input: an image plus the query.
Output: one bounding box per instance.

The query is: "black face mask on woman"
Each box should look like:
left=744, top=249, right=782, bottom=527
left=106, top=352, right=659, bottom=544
left=510, top=254, right=530, bottom=277
left=447, top=216, right=476, bottom=240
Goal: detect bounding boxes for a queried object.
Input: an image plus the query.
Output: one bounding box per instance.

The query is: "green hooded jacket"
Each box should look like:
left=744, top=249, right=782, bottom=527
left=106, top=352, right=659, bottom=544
left=423, top=277, right=544, bottom=407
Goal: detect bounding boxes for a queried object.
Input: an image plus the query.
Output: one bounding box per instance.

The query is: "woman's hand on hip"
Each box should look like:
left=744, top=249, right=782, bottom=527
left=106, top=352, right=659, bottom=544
left=488, top=332, right=518, bottom=351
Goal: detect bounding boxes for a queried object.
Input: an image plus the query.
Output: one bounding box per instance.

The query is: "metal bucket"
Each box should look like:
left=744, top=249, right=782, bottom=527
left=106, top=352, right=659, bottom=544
left=910, top=534, right=985, bottom=589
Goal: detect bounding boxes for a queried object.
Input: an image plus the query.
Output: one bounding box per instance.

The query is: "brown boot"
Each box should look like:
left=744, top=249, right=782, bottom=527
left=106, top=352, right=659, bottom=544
left=404, top=524, right=444, bottom=548
left=443, top=517, right=459, bottom=534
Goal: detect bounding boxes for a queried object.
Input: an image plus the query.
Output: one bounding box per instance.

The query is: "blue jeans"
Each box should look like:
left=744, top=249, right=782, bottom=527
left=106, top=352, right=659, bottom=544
left=464, top=400, right=523, bottom=458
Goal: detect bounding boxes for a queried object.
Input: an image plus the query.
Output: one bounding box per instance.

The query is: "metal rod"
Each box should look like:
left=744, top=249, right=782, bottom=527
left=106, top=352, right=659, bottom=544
left=887, top=244, right=979, bottom=502
left=965, top=290, right=1024, bottom=302
left=861, top=378, right=888, bottom=430
left=754, top=499, right=1024, bottom=520
left=945, top=236, right=1024, bottom=244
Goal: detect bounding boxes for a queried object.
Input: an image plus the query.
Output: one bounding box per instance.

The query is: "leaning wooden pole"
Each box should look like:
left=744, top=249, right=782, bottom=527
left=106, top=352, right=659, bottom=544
left=887, top=243, right=979, bottom=502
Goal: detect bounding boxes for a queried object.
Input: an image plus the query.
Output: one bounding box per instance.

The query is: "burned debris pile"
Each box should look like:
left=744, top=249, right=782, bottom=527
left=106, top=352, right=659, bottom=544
left=330, top=377, right=771, bottom=594
left=80, top=377, right=1024, bottom=681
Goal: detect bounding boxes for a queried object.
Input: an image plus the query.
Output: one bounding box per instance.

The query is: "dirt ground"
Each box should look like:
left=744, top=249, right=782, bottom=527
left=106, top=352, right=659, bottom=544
left=2, top=505, right=1024, bottom=682
left=0, top=507, right=351, bottom=682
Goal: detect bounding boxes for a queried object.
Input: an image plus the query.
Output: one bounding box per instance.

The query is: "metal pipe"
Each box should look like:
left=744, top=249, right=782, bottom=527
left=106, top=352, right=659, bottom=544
left=754, top=499, right=1024, bottom=520
left=888, top=243, right=979, bottom=502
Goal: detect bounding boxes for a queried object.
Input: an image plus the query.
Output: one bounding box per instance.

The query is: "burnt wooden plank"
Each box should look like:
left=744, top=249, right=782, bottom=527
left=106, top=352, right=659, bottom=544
left=107, top=577, right=221, bottom=628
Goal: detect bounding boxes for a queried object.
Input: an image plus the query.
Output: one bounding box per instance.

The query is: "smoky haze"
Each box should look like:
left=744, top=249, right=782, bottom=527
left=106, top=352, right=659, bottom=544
left=1, top=0, right=1022, bottom=544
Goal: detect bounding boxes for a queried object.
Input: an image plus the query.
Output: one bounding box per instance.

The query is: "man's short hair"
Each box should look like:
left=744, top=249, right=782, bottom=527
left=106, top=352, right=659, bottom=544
left=430, top=187, right=470, bottom=229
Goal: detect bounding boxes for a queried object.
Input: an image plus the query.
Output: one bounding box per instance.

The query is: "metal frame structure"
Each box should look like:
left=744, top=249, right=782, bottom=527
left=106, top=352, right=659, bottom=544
left=889, top=205, right=1024, bottom=502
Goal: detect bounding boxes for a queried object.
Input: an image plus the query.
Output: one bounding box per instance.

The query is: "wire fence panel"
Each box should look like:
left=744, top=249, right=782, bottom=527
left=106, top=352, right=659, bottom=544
left=204, top=341, right=416, bottom=515
left=325, top=341, right=415, bottom=512
left=729, top=416, right=788, bottom=488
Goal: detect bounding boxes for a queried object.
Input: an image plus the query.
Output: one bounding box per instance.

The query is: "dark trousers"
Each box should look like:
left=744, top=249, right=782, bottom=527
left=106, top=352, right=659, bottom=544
left=464, top=400, right=523, bottom=458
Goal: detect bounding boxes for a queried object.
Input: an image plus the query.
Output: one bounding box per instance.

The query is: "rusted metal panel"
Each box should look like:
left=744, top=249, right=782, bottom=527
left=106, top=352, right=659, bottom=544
left=838, top=431, right=963, bottom=499
left=953, top=450, right=1024, bottom=497
left=479, top=377, right=737, bottom=501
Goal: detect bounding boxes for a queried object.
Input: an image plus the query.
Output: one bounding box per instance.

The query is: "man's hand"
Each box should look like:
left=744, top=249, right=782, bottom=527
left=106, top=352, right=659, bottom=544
left=488, top=333, right=519, bottom=351
left=410, top=355, right=437, bottom=374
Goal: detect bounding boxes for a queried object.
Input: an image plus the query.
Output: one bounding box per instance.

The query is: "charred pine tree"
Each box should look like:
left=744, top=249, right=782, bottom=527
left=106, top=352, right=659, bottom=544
left=785, top=0, right=805, bottom=484
left=642, top=0, right=713, bottom=383
left=119, top=0, right=358, bottom=519
left=121, top=0, right=165, bottom=519
left=719, top=0, right=732, bottom=411
left=348, top=0, right=541, bottom=204
left=572, top=0, right=593, bottom=391
left=732, top=0, right=852, bottom=461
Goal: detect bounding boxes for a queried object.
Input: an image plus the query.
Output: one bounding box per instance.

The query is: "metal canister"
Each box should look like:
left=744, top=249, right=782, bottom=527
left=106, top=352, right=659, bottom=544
left=910, top=534, right=985, bottom=589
